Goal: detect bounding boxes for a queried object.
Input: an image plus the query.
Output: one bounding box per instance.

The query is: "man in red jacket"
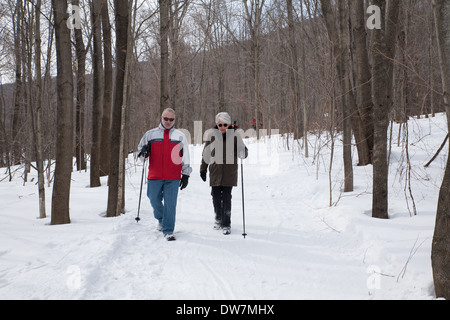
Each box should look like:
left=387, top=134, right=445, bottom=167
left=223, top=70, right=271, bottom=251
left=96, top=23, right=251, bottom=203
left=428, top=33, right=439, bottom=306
left=138, top=108, right=192, bottom=241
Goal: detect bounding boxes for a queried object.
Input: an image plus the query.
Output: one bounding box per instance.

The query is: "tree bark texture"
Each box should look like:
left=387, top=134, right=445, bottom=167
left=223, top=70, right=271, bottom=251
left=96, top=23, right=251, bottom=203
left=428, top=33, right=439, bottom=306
left=370, top=0, right=400, bottom=219
left=107, top=0, right=129, bottom=218
left=51, top=0, right=74, bottom=225
left=320, top=0, right=353, bottom=193
left=431, top=0, right=450, bottom=300
left=160, top=0, right=171, bottom=114
left=351, top=0, right=374, bottom=165
left=90, top=0, right=104, bottom=188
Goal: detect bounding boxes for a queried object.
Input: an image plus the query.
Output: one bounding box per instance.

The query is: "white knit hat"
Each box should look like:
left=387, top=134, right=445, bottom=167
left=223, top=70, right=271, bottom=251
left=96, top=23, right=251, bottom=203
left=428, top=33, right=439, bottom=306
left=215, top=112, right=231, bottom=125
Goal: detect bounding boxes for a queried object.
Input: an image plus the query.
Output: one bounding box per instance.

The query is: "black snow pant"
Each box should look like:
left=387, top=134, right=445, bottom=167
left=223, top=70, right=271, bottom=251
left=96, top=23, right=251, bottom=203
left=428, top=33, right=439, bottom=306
left=211, top=186, right=233, bottom=228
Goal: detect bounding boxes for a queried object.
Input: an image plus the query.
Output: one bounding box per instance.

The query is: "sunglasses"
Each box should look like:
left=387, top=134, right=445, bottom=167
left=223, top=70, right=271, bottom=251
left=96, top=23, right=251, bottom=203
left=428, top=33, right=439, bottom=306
left=163, top=117, right=175, bottom=122
left=218, top=124, right=228, bottom=128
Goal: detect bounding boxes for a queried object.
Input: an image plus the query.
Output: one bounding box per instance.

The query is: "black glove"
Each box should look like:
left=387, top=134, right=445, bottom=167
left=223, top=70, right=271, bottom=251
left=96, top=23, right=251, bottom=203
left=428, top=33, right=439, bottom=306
left=180, top=175, right=189, bottom=190
left=138, top=143, right=151, bottom=158
left=200, top=171, right=207, bottom=182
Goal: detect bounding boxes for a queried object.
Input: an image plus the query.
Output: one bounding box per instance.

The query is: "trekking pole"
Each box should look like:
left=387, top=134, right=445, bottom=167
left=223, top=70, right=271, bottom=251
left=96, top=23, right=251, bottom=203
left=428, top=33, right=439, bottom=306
left=241, top=159, right=247, bottom=239
left=135, top=157, right=147, bottom=223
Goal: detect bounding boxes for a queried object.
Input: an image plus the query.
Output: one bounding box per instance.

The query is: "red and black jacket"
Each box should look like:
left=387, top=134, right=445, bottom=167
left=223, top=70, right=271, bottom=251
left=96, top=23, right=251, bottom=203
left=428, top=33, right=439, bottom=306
left=138, top=124, right=192, bottom=181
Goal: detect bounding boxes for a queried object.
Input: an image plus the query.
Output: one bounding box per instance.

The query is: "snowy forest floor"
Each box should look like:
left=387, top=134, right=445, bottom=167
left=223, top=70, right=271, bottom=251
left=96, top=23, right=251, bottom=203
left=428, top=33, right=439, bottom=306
left=1, top=114, right=448, bottom=300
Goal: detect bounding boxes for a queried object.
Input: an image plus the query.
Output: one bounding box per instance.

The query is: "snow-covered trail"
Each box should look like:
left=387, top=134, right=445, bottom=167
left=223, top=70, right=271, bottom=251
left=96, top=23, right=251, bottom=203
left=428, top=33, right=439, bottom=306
left=0, top=140, right=365, bottom=300
left=74, top=152, right=369, bottom=300
left=1, top=114, right=445, bottom=300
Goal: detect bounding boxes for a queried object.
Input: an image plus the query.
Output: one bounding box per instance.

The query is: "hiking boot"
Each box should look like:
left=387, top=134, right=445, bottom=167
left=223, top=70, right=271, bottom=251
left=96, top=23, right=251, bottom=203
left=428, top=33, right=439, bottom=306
left=213, top=220, right=222, bottom=230
left=164, top=233, right=176, bottom=241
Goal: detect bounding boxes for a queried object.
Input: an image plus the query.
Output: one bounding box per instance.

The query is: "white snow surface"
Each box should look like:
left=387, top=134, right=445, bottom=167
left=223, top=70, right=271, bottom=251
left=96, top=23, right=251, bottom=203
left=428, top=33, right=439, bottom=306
left=0, top=114, right=448, bottom=300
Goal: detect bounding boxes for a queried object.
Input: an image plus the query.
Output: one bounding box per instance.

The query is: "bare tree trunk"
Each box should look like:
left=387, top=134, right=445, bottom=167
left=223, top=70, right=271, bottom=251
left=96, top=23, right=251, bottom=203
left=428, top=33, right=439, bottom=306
left=320, top=0, right=353, bottom=193
left=34, top=0, right=46, bottom=219
left=351, top=0, right=374, bottom=165
left=160, top=0, right=171, bottom=114
left=243, top=0, right=265, bottom=139
left=51, top=0, right=74, bottom=225
left=429, top=11, right=437, bottom=118
left=100, top=0, right=112, bottom=177
left=371, top=0, right=400, bottom=219
left=90, top=0, right=104, bottom=188
left=0, top=78, right=6, bottom=168
left=73, top=0, right=86, bottom=172
left=23, top=2, right=33, bottom=184
left=287, top=0, right=303, bottom=140
left=300, top=0, right=308, bottom=156
left=169, top=1, right=184, bottom=112
left=337, top=0, right=353, bottom=192
left=0, top=79, right=12, bottom=179
left=431, top=0, right=450, bottom=300
left=107, top=0, right=129, bottom=218
left=117, top=0, right=134, bottom=216
left=12, top=0, right=23, bottom=166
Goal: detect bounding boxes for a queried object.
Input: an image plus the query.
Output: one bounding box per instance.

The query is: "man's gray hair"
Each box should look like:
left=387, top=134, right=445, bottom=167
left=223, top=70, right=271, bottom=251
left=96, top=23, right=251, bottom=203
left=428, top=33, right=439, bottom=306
left=162, top=108, right=176, bottom=117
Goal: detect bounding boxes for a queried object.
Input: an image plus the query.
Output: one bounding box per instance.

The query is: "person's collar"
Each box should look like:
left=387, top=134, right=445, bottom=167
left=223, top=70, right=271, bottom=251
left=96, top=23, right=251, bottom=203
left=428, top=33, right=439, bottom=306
left=160, top=122, right=174, bottom=131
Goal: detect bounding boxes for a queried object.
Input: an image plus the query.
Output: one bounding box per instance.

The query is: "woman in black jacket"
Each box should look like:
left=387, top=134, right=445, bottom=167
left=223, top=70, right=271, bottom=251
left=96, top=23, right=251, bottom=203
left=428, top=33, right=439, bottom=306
left=200, top=112, right=248, bottom=235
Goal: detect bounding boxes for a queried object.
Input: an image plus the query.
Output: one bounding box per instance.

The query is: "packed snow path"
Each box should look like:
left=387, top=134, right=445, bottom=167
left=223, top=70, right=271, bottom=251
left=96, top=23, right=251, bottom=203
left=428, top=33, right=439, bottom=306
left=1, top=115, right=446, bottom=300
